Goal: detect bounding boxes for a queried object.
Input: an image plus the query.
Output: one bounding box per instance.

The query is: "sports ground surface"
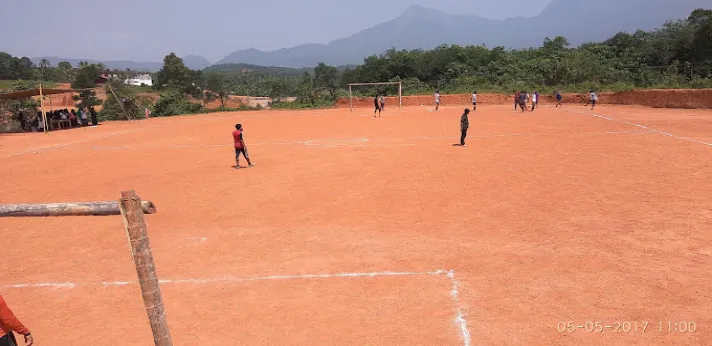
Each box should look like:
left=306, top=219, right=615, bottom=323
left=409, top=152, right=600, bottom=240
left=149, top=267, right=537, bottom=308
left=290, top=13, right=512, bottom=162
left=1, top=104, right=711, bottom=345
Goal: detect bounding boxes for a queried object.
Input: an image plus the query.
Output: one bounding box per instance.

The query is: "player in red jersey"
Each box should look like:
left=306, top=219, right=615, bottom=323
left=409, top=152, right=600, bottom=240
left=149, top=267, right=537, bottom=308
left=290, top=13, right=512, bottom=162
left=233, top=124, right=254, bottom=169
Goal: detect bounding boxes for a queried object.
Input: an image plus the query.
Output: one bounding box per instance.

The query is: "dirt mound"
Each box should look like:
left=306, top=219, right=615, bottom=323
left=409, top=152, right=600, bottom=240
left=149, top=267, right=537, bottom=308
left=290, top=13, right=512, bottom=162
left=336, top=89, right=712, bottom=109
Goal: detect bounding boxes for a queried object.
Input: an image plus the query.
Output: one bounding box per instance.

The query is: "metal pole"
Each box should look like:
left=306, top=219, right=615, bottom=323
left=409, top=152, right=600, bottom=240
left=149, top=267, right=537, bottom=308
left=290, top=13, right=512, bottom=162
left=349, top=85, right=353, bottom=112
left=118, top=190, right=173, bottom=346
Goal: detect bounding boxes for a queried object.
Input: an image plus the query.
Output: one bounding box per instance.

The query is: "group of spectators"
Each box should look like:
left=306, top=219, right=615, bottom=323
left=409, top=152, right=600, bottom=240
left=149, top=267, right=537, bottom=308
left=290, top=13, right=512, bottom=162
left=16, top=107, right=98, bottom=132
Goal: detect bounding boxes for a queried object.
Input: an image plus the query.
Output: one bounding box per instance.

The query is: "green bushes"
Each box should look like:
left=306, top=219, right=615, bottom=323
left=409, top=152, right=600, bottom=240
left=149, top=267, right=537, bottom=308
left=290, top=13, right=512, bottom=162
left=151, top=90, right=202, bottom=117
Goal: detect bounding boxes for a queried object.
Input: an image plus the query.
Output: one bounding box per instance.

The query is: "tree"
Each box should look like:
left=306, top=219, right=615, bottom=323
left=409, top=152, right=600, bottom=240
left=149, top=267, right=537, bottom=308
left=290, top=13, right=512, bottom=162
left=313, top=62, right=339, bottom=99
left=0, top=53, right=34, bottom=80
left=297, top=72, right=316, bottom=105
left=268, top=77, right=290, bottom=102
left=38, top=59, right=53, bottom=81
left=71, top=62, right=103, bottom=108
left=56, top=61, right=75, bottom=83
left=154, top=53, right=195, bottom=93
left=0, top=53, right=17, bottom=80
left=205, top=73, right=228, bottom=109
left=688, top=9, right=712, bottom=67
left=543, top=36, right=570, bottom=52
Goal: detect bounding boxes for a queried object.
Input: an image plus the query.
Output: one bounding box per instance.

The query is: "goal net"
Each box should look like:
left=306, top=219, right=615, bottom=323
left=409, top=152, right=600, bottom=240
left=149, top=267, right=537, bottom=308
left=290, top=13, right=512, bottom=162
left=348, top=82, right=402, bottom=112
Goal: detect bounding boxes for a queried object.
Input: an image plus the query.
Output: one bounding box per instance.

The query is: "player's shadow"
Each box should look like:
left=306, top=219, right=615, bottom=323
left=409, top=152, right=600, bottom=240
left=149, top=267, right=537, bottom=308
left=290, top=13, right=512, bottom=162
left=452, top=144, right=465, bottom=147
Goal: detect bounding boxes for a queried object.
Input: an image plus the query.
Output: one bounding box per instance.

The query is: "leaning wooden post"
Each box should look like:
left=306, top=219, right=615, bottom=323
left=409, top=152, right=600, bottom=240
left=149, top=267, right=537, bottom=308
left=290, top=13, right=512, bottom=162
left=118, top=190, right=173, bottom=346
left=39, top=83, right=48, bottom=133
left=349, top=85, right=353, bottom=112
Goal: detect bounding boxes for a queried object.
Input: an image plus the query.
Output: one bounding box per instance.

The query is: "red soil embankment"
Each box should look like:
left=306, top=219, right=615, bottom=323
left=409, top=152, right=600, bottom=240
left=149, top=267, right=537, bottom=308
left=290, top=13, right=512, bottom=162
left=337, top=89, right=712, bottom=109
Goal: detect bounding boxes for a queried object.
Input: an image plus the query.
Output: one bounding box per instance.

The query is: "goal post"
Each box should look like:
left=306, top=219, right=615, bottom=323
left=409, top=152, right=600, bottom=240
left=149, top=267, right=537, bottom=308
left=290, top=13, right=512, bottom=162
left=348, top=82, right=402, bottom=112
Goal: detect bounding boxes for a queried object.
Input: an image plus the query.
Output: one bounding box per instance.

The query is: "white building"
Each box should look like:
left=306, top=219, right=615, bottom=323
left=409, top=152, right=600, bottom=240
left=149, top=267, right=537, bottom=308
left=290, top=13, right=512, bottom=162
left=125, top=74, right=153, bottom=87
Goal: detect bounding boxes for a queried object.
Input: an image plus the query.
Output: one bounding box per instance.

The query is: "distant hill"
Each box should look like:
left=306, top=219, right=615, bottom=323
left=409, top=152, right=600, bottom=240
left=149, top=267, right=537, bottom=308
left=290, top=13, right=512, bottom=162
left=182, top=55, right=213, bottom=70
left=216, top=0, right=709, bottom=68
left=30, top=54, right=212, bottom=72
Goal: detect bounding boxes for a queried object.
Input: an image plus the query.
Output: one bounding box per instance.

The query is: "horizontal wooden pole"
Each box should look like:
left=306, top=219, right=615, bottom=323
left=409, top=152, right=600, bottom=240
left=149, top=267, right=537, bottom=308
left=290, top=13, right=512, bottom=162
left=348, top=82, right=401, bottom=86
left=0, top=201, right=157, bottom=217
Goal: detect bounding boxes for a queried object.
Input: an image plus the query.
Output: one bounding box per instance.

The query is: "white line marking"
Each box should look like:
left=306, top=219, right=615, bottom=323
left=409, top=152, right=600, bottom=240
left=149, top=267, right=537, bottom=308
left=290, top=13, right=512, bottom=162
left=1, top=270, right=449, bottom=289
left=447, top=270, right=472, bottom=346
left=3, top=128, right=146, bottom=157
left=1, top=282, right=76, bottom=289
left=569, top=109, right=712, bottom=148
left=2, top=269, right=471, bottom=345
left=79, top=131, right=648, bottom=151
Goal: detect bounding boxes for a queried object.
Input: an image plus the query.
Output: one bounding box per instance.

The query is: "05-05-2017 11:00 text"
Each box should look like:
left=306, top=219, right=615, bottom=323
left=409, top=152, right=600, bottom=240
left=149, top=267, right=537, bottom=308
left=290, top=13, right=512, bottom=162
left=557, top=321, right=697, bottom=333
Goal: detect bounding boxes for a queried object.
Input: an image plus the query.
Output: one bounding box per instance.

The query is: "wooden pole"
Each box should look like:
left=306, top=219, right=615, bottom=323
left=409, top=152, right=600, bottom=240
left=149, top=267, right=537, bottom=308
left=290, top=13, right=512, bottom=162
left=0, top=201, right=156, bottom=217
left=108, top=85, right=132, bottom=121
left=398, top=82, right=402, bottom=111
left=349, top=85, right=353, bottom=112
left=39, top=84, right=48, bottom=133
left=118, top=190, right=172, bottom=346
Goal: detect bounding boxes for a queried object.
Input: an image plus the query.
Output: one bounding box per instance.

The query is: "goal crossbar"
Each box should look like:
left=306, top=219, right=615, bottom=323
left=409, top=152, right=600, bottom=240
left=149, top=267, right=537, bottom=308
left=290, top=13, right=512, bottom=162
left=348, top=82, right=402, bottom=112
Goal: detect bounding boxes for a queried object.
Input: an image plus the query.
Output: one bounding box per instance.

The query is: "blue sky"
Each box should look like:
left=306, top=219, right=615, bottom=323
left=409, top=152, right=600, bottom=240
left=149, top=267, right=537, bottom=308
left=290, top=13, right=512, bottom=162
left=0, top=0, right=554, bottom=62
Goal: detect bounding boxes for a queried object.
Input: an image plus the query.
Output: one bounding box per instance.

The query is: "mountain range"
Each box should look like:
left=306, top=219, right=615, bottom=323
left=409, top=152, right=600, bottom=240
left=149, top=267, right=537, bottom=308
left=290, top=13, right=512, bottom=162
left=28, top=0, right=709, bottom=70
left=217, top=0, right=708, bottom=68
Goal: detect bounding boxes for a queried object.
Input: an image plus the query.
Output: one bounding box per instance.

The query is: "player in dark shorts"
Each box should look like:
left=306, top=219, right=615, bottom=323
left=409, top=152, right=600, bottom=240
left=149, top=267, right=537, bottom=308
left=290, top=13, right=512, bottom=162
left=379, top=95, right=385, bottom=112
left=471, top=90, right=477, bottom=111
left=585, top=91, right=598, bottom=110
left=514, top=90, right=520, bottom=111
left=232, top=124, right=254, bottom=169
left=518, top=91, right=528, bottom=112
left=374, top=95, right=382, bottom=117
left=460, top=108, right=470, bottom=146
left=555, top=91, right=563, bottom=108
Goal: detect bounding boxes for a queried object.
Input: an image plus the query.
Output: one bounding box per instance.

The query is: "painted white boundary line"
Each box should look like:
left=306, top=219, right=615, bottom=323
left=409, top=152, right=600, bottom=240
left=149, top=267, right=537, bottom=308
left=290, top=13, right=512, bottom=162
left=568, top=109, right=712, bottom=148
left=2, top=128, right=146, bottom=157
left=447, top=270, right=472, bottom=346
left=0, top=269, right=472, bottom=346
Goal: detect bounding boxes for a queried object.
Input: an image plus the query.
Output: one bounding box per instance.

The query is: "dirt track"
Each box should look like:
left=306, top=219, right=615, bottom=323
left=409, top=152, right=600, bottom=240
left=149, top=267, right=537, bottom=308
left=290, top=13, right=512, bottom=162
left=338, top=89, right=712, bottom=109
left=1, top=104, right=711, bottom=345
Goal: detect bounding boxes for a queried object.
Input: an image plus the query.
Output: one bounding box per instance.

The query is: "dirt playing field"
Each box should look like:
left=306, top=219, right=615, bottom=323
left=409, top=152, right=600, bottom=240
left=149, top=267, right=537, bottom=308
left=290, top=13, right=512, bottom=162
left=1, top=103, right=711, bottom=345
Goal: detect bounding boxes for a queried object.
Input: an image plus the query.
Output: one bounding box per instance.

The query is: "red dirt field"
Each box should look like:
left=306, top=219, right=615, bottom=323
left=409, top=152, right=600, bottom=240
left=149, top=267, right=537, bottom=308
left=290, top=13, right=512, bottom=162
left=1, top=104, right=711, bottom=345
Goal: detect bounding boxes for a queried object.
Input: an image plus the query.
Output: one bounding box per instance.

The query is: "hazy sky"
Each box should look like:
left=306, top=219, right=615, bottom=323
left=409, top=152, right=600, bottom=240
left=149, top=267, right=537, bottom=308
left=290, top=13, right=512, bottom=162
left=0, top=0, right=553, bottom=63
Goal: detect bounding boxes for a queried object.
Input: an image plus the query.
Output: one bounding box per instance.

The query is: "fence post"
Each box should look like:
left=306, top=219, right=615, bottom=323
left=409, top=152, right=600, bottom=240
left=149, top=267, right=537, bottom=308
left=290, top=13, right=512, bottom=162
left=119, top=190, right=173, bottom=346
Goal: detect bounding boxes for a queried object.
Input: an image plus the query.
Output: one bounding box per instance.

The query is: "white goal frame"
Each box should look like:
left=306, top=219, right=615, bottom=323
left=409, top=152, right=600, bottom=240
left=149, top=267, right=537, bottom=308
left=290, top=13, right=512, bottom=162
left=348, top=82, right=402, bottom=112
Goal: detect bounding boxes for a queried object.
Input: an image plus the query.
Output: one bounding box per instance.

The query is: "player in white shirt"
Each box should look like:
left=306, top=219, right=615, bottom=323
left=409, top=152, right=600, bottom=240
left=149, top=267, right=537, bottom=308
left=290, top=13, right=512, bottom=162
left=531, top=91, right=538, bottom=111
left=472, top=90, right=478, bottom=111
left=585, top=91, right=598, bottom=110
left=434, top=90, right=441, bottom=111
